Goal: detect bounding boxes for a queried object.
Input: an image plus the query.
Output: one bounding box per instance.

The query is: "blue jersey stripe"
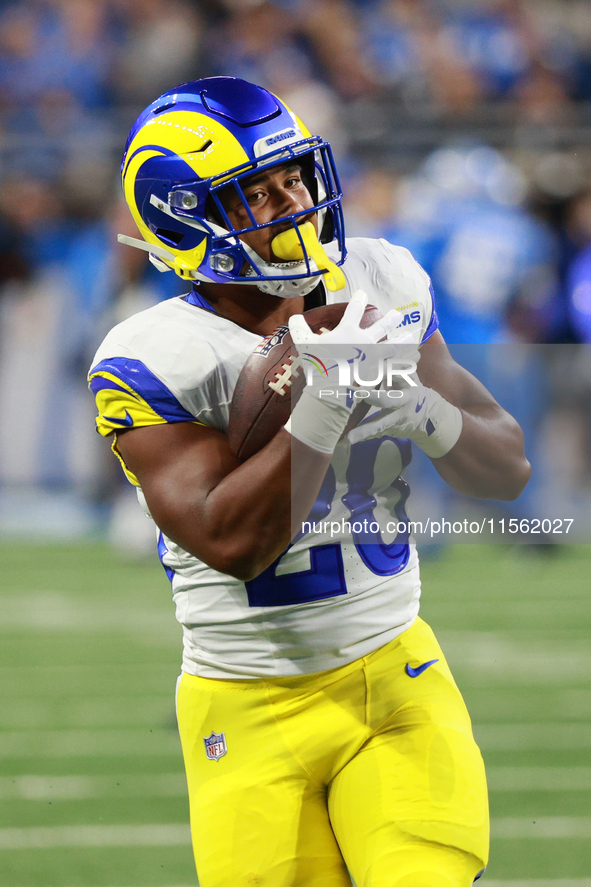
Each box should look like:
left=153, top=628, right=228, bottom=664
left=88, top=375, right=141, bottom=399
left=421, top=282, right=439, bottom=344
left=157, top=532, right=175, bottom=585
left=89, top=357, right=196, bottom=423
left=183, top=289, right=216, bottom=312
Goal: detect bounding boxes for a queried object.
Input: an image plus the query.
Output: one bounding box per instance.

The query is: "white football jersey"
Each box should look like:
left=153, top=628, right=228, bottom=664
left=89, top=238, right=438, bottom=678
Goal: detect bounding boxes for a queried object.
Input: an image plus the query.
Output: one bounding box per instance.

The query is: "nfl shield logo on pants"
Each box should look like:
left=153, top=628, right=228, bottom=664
left=203, top=731, right=227, bottom=761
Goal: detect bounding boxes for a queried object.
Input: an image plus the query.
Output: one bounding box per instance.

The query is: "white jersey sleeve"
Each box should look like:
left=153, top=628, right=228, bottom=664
left=325, top=237, right=439, bottom=344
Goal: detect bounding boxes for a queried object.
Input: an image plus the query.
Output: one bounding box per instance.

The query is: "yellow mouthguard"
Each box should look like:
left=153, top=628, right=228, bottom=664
left=271, top=221, right=346, bottom=292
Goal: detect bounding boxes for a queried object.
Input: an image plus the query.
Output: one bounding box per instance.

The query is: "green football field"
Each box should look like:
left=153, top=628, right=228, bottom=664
left=0, top=542, right=589, bottom=887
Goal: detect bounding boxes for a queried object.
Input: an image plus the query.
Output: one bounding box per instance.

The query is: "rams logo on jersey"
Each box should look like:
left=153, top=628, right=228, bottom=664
left=397, top=310, right=421, bottom=328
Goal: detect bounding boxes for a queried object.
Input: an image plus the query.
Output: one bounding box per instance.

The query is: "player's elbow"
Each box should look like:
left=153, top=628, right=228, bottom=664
left=225, top=561, right=264, bottom=582
left=485, top=418, right=532, bottom=500
left=212, top=556, right=268, bottom=583
left=200, top=540, right=273, bottom=582
left=496, top=455, right=532, bottom=501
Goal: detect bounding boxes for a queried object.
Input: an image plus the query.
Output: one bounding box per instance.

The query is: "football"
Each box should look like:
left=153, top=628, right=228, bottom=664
left=228, top=302, right=382, bottom=461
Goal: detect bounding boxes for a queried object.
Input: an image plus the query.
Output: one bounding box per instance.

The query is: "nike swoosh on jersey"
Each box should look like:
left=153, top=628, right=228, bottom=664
left=103, top=410, right=134, bottom=427
left=405, top=659, right=439, bottom=678
left=415, top=396, right=427, bottom=413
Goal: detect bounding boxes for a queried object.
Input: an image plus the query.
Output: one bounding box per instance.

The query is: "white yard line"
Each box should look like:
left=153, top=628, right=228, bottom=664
left=474, top=724, right=591, bottom=750
left=1, top=818, right=590, bottom=850
left=0, top=592, right=179, bottom=634
left=483, top=882, right=591, bottom=887
left=2, top=767, right=590, bottom=800
left=4, top=720, right=588, bottom=757
left=0, top=773, right=186, bottom=800
left=492, top=817, right=591, bottom=838
left=0, top=823, right=191, bottom=850
left=487, top=766, right=591, bottom=791
left=0, top=728, right=180, bottom=757
left=3, top=722, right=591, bottom=759
left=439, top=632, right=591, bottom=684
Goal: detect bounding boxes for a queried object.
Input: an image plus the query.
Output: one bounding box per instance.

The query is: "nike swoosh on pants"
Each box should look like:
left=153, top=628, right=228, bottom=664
left=405, top=659, right=439, bottom=678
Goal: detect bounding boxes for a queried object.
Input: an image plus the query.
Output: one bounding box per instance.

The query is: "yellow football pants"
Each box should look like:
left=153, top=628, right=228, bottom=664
left=176, top=617, right=489, bottom=887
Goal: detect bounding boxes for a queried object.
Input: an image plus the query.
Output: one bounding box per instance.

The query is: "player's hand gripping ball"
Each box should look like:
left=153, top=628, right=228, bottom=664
left=228, top=302, right=382, bottom=461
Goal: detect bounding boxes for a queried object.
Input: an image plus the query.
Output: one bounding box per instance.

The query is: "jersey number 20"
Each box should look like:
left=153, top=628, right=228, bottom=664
left=245, top=437, right=412, bottom=608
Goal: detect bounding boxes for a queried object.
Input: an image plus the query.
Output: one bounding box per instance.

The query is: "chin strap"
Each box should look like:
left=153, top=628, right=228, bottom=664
left=117, top=220, right=346, bottom=296
left=117, top=233, right=175, bottom=262
left=117, top=234, right=209, bottom=281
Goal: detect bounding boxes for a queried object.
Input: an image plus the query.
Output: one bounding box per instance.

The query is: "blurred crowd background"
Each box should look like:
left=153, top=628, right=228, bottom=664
left=1, top=0, right=591, bottom=544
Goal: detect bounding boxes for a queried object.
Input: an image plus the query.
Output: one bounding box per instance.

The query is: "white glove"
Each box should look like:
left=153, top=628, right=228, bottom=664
left=285, top=289, right=402, bottom=453
left=288, top=289, right=402, bottom=357
left=348, top=383, right=463, bottom=459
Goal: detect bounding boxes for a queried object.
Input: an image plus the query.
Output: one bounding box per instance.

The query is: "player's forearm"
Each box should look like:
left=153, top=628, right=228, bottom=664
left=150, top=431, right=331, bottom=581
left=430, top=404, right=531, bottom=500
left=198, top=432, right=332, bottom=579
left=117, top=422, right=331, bottom=581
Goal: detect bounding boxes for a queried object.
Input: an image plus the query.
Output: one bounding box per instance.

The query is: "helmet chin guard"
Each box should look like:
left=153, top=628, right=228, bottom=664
left=119, top=77, right=346, bottom=295
left=248, top=263, right=323, bottom=299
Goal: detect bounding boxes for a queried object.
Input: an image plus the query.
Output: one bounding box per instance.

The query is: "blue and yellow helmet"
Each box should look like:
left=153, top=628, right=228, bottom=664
left=120, top=76, right=346, bottom=297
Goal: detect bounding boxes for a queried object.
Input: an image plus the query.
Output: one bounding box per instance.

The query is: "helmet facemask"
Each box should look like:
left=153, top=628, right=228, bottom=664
left=168, top=139, right=345, bottom=297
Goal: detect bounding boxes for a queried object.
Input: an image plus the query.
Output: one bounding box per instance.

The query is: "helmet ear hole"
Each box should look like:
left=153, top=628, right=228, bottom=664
left=156, top=228, right=185, bottom=247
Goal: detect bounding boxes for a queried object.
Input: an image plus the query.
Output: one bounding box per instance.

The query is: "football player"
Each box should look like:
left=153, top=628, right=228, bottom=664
left=89, top=77, right=531, bottom=887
